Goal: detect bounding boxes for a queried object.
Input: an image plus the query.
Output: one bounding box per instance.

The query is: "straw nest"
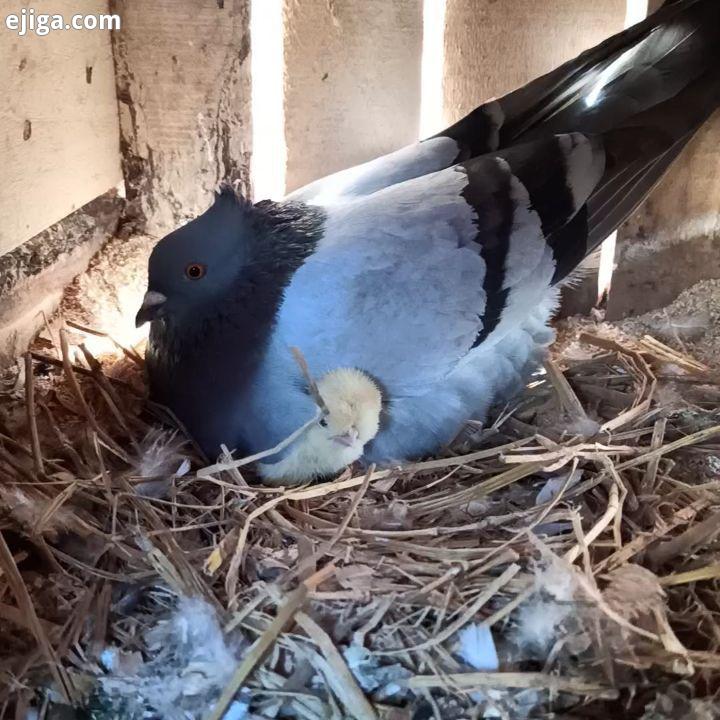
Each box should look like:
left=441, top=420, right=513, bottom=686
left=1, top=320, right=720, bottom=720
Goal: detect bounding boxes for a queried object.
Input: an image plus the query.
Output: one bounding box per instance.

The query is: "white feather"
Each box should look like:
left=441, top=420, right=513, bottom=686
left=98, top=596, right=244, bottom=720
left=131, top=429, right=190, bottom=498
left=457, top=624, right=499, bottom=671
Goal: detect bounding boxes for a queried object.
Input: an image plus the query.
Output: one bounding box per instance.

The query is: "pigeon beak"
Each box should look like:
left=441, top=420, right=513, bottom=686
left=332, top=428, right=359, bottom=447
left=135, top=291, right=167, bottom=327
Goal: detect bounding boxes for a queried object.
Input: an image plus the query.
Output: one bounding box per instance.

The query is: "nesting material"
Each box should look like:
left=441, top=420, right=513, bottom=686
left=508, top=551, right=585, bottom=671
left=94, top=595, right=246, bottom=720
left=1, top=320, right=720, bottom=719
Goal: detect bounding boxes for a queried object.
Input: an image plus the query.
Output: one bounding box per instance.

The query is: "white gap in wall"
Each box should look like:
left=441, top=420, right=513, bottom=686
left=419, top=0, right=447, bottom=139
left=597, top=0, right=649, bottom=302
left=625, top=0, right=649, bottom=27
left=250, top=0, right=286, bottom=201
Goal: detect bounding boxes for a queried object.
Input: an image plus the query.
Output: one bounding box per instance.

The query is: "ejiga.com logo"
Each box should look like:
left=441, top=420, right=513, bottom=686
left=5, top=7, right=120, bottom=36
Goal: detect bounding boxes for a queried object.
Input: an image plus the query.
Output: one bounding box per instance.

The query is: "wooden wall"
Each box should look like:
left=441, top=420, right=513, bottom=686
left=609, top=112, right=720, bottom=318
left=442, top=0, right=626, bottom=125
left=0, top=0, right=122, bottom=256
left=282, top=0, right=423, bottom=193
left=111, top=0, right=252, bottom=235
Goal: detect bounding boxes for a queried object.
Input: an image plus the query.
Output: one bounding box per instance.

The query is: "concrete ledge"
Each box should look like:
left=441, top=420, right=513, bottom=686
left=607, top=234, right=720, bottom=320
left=0, top=191, right=123, bottom=362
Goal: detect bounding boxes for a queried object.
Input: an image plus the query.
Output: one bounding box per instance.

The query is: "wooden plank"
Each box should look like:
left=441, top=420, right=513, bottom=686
left=283, top=0, right=423, bottom=192
left=111, top=0, right=251, bottom=234
left=0, top=0, right=122, bottom=256
left=609, top=111, right=720, bottom=319
left=442, top=0, right=626, bottom=123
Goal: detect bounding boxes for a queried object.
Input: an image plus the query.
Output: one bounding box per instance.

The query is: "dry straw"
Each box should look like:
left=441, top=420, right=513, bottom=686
left=1, top=322, right=720, bottom=718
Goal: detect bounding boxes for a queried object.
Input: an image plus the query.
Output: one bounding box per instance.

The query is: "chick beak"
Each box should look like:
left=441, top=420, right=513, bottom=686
left=135, top=291, right=167, bottom=327
left=333, top=427, right=359, bottom=447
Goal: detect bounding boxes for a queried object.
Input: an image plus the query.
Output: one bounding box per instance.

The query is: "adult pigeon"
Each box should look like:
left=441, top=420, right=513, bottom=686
left=136, top=0, right=720, bottom=464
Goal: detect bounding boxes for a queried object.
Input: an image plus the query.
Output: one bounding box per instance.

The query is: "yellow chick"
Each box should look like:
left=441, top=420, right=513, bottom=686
left=258, top=368, right=382, bottom=486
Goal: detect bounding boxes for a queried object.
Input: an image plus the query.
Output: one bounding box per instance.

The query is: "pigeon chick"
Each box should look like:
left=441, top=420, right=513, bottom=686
left=258, top=368, right=382, bottom=486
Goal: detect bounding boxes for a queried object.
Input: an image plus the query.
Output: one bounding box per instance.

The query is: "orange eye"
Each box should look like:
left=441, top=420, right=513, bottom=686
left=185, top=263, right=206, bottom=280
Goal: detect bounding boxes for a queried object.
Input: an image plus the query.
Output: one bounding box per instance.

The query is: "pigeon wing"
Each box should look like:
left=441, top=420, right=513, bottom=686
left=286, top=99, right=504, bottom=206
left=272, top=132, right=605, bottom=395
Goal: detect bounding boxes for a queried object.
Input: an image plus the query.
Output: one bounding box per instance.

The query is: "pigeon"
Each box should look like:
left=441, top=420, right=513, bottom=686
left=136, top=0, right=720, bottom=465
left=258, top=367, right=383, bottom=485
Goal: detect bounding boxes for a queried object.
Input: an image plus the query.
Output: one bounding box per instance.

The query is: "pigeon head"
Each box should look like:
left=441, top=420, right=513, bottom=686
left=258, top=368, right=383, bottom=485
left=135, top=185, right=257, bottom=327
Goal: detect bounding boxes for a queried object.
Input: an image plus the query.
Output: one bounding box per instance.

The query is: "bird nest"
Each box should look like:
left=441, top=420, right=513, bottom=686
left=1, top=321, right=720, bottom=719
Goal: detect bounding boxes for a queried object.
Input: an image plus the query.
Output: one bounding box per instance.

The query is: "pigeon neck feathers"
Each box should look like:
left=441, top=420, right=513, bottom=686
left=146, top=197, right=326, bottom=391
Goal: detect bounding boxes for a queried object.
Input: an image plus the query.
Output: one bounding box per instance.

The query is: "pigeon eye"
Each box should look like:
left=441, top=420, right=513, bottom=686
left=185, top=263, right=206, bottom=280
left=319, top=418, right=328, bottom=428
